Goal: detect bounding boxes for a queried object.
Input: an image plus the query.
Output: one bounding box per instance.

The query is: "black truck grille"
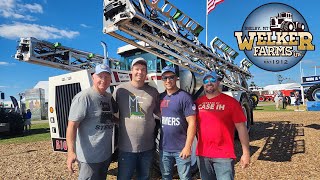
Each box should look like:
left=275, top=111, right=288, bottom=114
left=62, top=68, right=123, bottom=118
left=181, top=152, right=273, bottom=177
left=55, top=83, right=81, bottom=138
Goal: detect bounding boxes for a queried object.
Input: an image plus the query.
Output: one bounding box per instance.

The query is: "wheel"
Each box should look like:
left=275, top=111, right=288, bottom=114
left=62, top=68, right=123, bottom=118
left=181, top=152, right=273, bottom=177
left=250, top=94, right=259, bottom=108
left=281, top=21, right=294, bottom=31
left=296, top=22, right=305, bottom=32
left=306, top=84, right=320, bottom=101
left=240, top=95, right=253, bottom=132
left=153, top=121, right=199, bottom=177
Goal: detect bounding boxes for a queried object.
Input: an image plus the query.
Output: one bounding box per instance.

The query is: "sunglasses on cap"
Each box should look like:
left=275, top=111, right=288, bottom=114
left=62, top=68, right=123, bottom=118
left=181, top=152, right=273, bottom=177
left=162, top=75, right=175, bottom=81
left=203, top=78, right=217, bottom=85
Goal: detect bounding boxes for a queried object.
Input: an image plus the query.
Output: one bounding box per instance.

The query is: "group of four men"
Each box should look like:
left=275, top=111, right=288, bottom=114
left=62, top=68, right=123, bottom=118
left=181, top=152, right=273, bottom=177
left=66, top=57, right=250, bottom=180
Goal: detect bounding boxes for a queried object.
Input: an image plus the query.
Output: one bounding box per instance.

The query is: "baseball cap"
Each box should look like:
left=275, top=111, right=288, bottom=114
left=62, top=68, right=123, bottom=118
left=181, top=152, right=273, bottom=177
left=203, top=71, right=218, bottom=81
left=161, top=66, right=176, bottom=75
left=131, top=57, right=147, bottom=69
left=95, top=63, right=111, bottom=74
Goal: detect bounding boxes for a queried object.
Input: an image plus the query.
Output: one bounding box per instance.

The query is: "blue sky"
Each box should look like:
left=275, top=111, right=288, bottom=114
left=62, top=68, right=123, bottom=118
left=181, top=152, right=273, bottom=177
left=0, top=0, right=319, bottom=101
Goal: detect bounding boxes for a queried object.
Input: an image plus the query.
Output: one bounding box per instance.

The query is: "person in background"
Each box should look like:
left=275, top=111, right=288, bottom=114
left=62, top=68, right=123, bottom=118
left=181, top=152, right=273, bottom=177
left=66, top=63, right=117, bottom=179
left=159, top=66, right=196, bottom=180
left=195, top=71, right=250, bottom=180
left=24, top=109, right=32, bottom=133
left=294, top=91, right=302, bottom=111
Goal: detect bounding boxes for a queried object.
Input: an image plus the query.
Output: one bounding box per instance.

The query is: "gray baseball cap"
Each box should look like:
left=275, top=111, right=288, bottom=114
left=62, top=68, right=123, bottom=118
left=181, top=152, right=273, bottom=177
left=131, top=57, right=147, bottom=69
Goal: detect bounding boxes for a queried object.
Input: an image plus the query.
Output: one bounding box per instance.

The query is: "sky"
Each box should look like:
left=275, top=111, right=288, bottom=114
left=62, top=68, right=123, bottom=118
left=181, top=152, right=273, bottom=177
left=0, top=0, right=319, bottom=101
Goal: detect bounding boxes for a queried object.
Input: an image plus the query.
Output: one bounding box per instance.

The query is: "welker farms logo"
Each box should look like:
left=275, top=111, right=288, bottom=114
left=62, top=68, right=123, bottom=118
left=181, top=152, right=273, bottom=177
left=234, top=3, right=315, bottom=72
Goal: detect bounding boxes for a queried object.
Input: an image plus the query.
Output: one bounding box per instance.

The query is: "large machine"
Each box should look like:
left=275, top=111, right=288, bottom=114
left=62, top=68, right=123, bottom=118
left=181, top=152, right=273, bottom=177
left=101, top=0, right=255, bottom=128
left=13, top=0, right=255, bottom=171
left=103, top=0, right=252, bottom=92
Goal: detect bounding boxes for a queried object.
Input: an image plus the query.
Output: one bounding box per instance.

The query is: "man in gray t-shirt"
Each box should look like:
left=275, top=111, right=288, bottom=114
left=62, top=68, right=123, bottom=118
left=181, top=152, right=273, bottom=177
left=66, top=63, right=117, bottom=180
left=113, top=57, right=160, bottom=180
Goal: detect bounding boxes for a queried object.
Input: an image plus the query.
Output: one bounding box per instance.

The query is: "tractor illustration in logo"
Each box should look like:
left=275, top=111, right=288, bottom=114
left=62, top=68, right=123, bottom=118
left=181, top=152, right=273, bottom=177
left=270, top=12, right=305, bottom=32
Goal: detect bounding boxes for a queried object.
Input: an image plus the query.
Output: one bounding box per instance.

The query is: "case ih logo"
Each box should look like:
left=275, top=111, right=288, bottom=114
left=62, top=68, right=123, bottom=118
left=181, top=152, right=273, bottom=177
left=234, top=3, right=315, bottom=72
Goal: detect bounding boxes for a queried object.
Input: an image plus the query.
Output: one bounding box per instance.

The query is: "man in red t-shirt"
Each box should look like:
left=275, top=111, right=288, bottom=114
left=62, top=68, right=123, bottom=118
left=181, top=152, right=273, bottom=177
left=195, top=71, right=250, bottom=180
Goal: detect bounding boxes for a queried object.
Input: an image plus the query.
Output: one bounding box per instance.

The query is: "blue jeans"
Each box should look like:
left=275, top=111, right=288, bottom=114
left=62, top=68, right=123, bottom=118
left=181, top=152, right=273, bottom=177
left=160, top=151, right=192, bottom=180
left=117, top=149, right=154, bottom=180
left=197, top=156, right=235, bottom=180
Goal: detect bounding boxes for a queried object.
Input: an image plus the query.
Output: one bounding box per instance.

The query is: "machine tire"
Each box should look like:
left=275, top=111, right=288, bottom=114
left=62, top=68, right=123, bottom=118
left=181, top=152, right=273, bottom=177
left=240, top=95, right=253, bottom=132
left=153, top=121, right=199, bottom=178
left=296, top=22, right=305, bottom=32
left=306, top=84, right=320, bottom=101
left=250, top=94, right=259, bottom=108
left=281, top=21, right=294, bottom=31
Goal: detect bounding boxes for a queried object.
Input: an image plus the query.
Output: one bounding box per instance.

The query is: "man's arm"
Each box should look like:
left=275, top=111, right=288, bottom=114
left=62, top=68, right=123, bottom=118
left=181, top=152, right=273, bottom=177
left=180, top=115, right=196, bottom=159
left=66, top=120, right=80, bottom=174
left=235, top=122, right=250, bottom=169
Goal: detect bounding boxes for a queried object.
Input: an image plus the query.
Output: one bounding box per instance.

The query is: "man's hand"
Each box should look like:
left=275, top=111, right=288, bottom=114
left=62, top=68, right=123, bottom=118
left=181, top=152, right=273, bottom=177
left=240, top=153, right=250, bottom=169
left=67, top=152, right=77, bottom=174
left=179, top=146, right=191, bottom=159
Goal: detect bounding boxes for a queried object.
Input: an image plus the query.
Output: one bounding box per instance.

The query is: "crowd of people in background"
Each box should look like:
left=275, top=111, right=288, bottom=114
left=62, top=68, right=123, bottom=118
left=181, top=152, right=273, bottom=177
left=274, top=90, right=303, bottom=111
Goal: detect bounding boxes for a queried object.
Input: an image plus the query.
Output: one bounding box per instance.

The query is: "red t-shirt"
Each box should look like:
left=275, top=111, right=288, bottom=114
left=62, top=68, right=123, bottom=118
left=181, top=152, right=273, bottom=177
left=195, top=93, right=246, bottom=159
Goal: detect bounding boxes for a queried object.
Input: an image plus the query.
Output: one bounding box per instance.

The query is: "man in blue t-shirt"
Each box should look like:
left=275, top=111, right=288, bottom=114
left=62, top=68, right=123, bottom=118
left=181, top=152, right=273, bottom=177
left=159, top=66, right=197, bottom=180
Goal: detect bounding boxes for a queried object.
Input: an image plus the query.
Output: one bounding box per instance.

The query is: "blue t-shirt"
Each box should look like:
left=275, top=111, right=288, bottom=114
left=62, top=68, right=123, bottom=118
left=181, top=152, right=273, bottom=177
left=160, top=89, right=196, bottom=152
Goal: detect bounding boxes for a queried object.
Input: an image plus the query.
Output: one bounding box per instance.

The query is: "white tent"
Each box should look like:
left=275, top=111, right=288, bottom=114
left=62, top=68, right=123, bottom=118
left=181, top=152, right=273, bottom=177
left=264, top=83, right=301, bottom=92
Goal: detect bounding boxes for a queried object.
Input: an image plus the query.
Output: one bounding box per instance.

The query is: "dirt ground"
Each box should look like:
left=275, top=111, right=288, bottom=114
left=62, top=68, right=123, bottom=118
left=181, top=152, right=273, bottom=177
left=0, top=111, right=320, bottom=180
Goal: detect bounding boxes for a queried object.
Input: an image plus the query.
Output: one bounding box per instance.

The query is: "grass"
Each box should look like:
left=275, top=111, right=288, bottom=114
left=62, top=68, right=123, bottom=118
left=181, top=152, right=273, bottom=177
left=0, top=123, right=50, bottom=145
left=254, top=101, right=305, bottom=112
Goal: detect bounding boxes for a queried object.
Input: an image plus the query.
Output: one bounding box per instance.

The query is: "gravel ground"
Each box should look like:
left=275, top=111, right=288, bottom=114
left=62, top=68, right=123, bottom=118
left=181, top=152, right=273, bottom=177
left=0, top=111, right=319, bottom=179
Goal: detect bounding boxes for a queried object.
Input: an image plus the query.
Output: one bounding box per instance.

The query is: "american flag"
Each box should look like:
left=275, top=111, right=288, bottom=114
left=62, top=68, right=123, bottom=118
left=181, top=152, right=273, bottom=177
left=207, top=0, right=224, bottom=14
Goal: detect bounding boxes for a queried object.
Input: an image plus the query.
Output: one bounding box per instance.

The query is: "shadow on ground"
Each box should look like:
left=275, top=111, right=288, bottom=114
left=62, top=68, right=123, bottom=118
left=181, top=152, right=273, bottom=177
left=238, top=121, right=305, bottom=162
left=305, top=123, right=320, bottom=130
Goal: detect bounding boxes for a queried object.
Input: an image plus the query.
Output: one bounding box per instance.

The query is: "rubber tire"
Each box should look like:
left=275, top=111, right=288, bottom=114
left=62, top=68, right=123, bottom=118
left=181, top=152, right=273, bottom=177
left=306, top=84, right=320, bottom=101
left=281, top=21, right=294, bottom=31
left=153, top=122, right=199, bottom=178
left=296, top=22, right=305, bottom=32
left=240, top=95, right=253, bottom=132
left=250, top=94, right=259, bottom=108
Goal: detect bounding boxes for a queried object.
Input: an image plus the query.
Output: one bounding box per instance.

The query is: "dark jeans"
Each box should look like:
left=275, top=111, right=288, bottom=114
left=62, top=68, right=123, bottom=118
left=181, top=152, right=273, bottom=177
left=197, top=156, right=235, bottom=180
left=78, top=156, right=112, bottom=180
left=117, top=149, right=154, bottom=180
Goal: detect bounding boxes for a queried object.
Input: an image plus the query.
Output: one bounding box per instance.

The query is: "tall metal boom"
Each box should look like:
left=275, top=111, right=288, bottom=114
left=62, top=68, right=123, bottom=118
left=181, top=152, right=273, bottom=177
left=14, top=37, right=119, bottom=72
left=103, top=0, right=253, bottom=91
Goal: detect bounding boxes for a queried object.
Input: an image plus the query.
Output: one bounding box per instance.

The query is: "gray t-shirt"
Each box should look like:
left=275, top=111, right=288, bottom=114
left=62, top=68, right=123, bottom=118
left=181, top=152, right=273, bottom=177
left=113, top=82, right=160, bottom=152
left=68, top=87, right=115, bottom=163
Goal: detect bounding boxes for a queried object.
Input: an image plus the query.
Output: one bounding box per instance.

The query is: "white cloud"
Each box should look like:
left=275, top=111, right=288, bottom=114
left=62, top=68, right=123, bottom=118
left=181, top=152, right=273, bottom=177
left=0, top=22, right=80, bottom=40
left=80, top=24, right=91, bottom=28
left=0, top=0, right=43, bottom=21
left=0, top=61, right=16, bottom=66
left=0, top=62, right=9, bottom=65
left=19, top=3, right=43, bottom=13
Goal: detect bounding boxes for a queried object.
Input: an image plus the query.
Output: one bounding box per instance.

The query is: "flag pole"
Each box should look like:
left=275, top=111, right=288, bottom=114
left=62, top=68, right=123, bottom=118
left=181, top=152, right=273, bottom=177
left=206, top=0, right=208, bottom=47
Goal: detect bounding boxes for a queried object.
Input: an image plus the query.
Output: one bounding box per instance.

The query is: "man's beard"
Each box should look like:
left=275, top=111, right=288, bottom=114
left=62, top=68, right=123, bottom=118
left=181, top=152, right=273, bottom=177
left=205, top=89, right=215, bottom=94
